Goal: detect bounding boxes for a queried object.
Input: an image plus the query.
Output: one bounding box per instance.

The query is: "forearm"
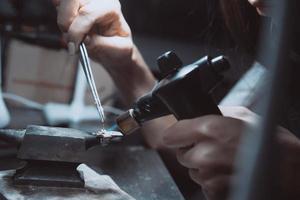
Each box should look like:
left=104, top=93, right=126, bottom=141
left=122, top=47, right=177, bottom=149
left=118, top=53, right=177, bottom=148
left=107, top=45, right=156, bottom=105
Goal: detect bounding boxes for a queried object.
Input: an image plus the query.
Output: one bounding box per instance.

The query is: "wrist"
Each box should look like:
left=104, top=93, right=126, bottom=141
left=108, top=45, right=156, bottom=105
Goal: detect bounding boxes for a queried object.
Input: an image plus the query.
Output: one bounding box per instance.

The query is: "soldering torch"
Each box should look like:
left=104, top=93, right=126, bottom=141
left=116, top=51, right=230, bottom=135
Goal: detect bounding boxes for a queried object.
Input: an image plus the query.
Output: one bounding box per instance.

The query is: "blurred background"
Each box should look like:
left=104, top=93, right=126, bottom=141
left=0, top=0, right=256, bottom=120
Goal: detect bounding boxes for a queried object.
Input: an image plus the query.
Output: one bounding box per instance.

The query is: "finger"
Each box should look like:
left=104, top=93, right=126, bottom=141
left=86, top=35, right=132, bottom=51
left=56, top=0, right=80, bottom=32
left=162, top=116, right=219, bottom=148
left=176, top=142, right=212, bottom=169
left=85, top=35, right=133, bottom=63
left=177, top=143, right=235, bottom=173
left=67, top=1, right=126, bottom=48
left=189, top=169, right=202, bottom=185
left=164, top=115, right=246, bottom=149
left=201, top=175, right=231, bottom=199
left=189, top=168, right=232, bottom=195
left=67, top=10, right=116, bottom=49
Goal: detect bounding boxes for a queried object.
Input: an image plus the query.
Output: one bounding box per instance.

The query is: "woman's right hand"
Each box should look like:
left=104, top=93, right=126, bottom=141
left=54, top=0, right=155, bottom=104
left=54, top=0, right=132, bottom=64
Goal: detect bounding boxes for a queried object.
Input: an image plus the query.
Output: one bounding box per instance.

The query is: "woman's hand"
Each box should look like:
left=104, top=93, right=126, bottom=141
left=54, top=0, right=155, bottom=104
left=162, top=106, right=260, bottom=200
left=163, top=115, right=245, bottom=200
left=163, top=106, right=300, bottom=200
left=55, top=0, right=131, bottom=62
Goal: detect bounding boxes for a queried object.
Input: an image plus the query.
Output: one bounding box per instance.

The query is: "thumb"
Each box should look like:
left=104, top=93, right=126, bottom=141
left=85, top=35, right=133, bottom=66
left=86, top=35, right=133, bottom=54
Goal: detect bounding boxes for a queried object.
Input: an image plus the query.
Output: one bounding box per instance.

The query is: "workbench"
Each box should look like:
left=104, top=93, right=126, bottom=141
left=0, top=107, right=184, bottom=200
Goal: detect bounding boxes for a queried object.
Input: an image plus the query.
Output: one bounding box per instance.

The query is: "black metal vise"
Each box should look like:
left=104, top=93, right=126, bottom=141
left=0, top=125, right=110, bottom=188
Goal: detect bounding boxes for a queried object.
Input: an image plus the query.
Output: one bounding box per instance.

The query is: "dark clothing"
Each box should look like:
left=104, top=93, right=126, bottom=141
left=282, top=51, right=300, bottom=137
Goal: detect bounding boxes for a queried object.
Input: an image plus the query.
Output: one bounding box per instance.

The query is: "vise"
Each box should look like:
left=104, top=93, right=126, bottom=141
left=0, top=125, right=122, bottom=188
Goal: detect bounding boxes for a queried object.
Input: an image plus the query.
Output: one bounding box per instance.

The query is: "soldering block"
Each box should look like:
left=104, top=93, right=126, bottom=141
left=17, top=125, right=100, bottom=163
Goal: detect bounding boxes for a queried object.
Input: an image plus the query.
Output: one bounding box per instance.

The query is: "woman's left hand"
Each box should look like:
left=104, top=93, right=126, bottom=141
left=163, top=115, right=245, bottom=200
left=162, top=106, right=257, bottom=200
left=163, top=105, right=300, bottom=200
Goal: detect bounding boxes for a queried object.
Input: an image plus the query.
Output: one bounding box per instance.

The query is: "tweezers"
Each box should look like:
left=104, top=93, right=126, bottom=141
left=79, top=43, right=105, bottom=124
left=79, top=43, right=123, bottom=141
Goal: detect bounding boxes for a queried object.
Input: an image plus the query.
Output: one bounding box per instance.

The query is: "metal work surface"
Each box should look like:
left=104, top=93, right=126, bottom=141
left=0, top=146, right=184, bottom=200
left=13, top=161, right=84, bottom=188
left=85, top=145, right=184, bottom=199
left=17, top=125, right=100, bottom=162
left=0, top=107, right=184, bottom=200
left=0, top=170, right=105, bottom=200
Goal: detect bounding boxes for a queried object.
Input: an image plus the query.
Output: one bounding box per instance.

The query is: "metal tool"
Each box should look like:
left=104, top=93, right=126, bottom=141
left=0, top=125, right=123, bottom=187
left=79, top=43, right=123, bottom=140
left=116, top=51, right=230, bottom=135
left=79, top=43, right=105, bottom=127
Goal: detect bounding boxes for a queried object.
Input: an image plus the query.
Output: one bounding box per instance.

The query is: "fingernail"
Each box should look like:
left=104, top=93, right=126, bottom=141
left=68, top=42, right=76, bottom=55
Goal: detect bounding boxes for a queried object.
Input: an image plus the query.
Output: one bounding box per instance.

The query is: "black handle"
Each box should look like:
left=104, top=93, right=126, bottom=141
left=156, top=80, right=221, bottom=120
left=154, top=54, right=228, bottom=120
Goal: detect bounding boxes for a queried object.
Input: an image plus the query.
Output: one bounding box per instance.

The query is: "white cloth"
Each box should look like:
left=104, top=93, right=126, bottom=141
left=0, top=164, right=135, bottom=200
left=76, top=164, right=135, bottom=200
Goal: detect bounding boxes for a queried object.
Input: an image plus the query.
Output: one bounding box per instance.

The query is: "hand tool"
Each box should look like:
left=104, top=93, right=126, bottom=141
left=0, top=125, right=123, bottom=187
left=116, top=51, right=230, bottom=135
left=79, top=43, right=123, bottom=140
left=79, top=43, right=105, bottom=128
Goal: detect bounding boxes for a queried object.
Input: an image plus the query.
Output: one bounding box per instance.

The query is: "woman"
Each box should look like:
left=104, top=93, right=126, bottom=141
left=54, top=0, right=300, bottom=199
